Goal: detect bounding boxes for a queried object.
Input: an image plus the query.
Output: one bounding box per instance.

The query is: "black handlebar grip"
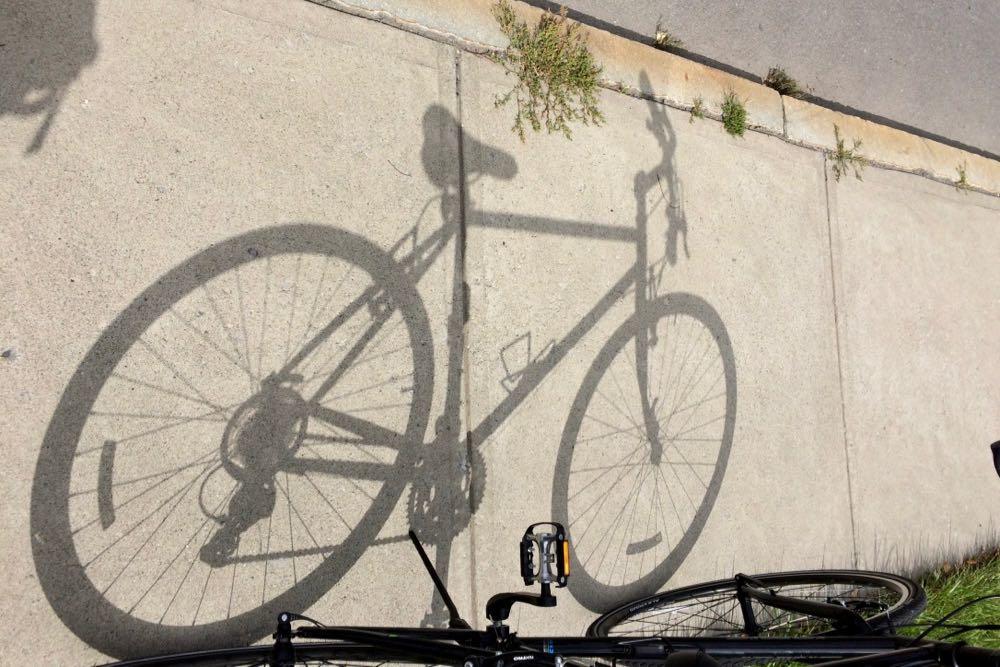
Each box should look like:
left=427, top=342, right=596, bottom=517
left=954, top=645, right=1000, bottom=667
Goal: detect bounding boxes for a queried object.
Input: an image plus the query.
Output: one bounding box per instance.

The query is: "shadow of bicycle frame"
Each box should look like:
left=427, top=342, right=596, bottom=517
left=31, top=78, right=736, bottom=658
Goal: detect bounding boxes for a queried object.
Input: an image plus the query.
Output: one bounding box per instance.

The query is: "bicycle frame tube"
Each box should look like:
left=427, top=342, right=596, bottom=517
left=295, top=627, right=493, bottom=661
left=522, top=635, right=909, bottom=662
left=743, top=586, right=872, bottom=633
left=291, top=626, right=920, bottom=663
left=464, top=212, right=643, bottom=450
left=735, top=574, right=871, bottom=634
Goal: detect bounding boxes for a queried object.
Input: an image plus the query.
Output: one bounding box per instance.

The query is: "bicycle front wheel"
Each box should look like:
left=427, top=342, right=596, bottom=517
left=588, top=570, right=926, bottom=638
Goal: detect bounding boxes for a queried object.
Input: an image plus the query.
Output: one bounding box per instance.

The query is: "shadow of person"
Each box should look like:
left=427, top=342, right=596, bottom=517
left=1, top=0, right=98, bottom=154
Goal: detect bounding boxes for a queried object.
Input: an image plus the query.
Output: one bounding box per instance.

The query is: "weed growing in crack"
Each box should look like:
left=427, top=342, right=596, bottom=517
left=829, top=124, right=868, bottom=181
left=955, top=162, right=971, bottom=192
left=689, top=96, right=705, bottom=123
left=491, top=0, right=603, bottom=141
left=652, top=21, right=684, bottom=52
left=763, top=66, right=806, bottom=99
left=720, top=90, right=747, bottom=137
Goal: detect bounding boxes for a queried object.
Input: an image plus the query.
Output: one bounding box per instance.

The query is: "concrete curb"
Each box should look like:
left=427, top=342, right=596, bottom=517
left=318, top=0, right=1000, bottom=195
left=784, top=98, right=1000, bottom=194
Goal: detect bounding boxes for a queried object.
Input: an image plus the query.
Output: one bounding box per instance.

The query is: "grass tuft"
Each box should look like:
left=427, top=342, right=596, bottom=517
left=652, top=21, right=684, bottom=52
left=763, top=66, right=806, bottom=99
left=689, top=96, right=705, bottom=123
left=902, top=549, right=1000, bottom=649
left=956, top=162, right=971, bottom=192
left=829, top=124, right=867, bottom=181
left=720, top=90, right=747, bottom=137
left=491, top=0, right=604, bottom=141
left=747, top=551, right=1000, bottom=666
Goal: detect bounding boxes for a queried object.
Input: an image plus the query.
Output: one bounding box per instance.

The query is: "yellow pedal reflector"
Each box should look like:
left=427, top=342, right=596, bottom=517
left=563, top=541, right=571, bottom=575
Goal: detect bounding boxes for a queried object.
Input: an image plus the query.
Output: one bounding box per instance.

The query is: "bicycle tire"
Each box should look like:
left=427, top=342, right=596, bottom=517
left=553, top=292, right=737, bottom=612
left=588, top=569, right=926, bottom=639
left=32, top=224, right=434, bottom=659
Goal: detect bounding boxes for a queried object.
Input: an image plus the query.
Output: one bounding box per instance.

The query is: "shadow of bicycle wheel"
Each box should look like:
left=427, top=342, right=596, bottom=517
left=30, top=224, right=436, bottom=658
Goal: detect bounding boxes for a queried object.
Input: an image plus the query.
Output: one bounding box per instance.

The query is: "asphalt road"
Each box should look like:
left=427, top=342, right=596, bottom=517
left=534, top=0, right=1000, bottom=158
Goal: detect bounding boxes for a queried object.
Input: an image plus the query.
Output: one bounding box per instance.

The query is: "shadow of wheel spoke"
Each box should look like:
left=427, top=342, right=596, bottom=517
left=553, top=293, right=737, bottom=611
left=31, top=224, right=434, bottom=658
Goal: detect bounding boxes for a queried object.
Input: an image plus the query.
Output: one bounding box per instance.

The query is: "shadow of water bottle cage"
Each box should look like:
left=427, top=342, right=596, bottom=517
left=30, top=73, right=738, bottom=658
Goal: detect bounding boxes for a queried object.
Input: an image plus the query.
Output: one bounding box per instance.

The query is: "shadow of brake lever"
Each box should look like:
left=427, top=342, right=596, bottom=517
left=992, top=441, right=1000, bottom=479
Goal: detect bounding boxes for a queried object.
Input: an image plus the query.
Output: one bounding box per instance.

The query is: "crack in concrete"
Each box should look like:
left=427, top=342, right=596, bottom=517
left=822, top=155, right=860, bottom=568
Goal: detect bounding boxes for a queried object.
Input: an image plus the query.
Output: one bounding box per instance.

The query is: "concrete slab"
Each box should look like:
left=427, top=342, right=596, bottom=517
left=828, top=167, right=1000, bottom=572
left=459, top=51, right=854, bottom=635
left=1, top=0, right=467, bottom=661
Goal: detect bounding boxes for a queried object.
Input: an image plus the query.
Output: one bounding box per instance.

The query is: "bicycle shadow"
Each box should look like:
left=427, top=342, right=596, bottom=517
left=1, top=0, right=98, bottom=154
left=30, top=92, right=735, bottom=658
left=29, top=102, right=499, bottom=658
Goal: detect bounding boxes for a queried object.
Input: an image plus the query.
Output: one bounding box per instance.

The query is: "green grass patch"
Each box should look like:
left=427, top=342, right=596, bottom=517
left=902, top=550, right=1000, bottom=648
left=720, top=90, right=747, bottom=137
left=491, top=0, right=604, bottom=141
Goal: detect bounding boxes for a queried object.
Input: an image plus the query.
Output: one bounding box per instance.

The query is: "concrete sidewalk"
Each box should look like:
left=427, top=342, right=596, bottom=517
left=2, top=0, right=998, bottom=663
